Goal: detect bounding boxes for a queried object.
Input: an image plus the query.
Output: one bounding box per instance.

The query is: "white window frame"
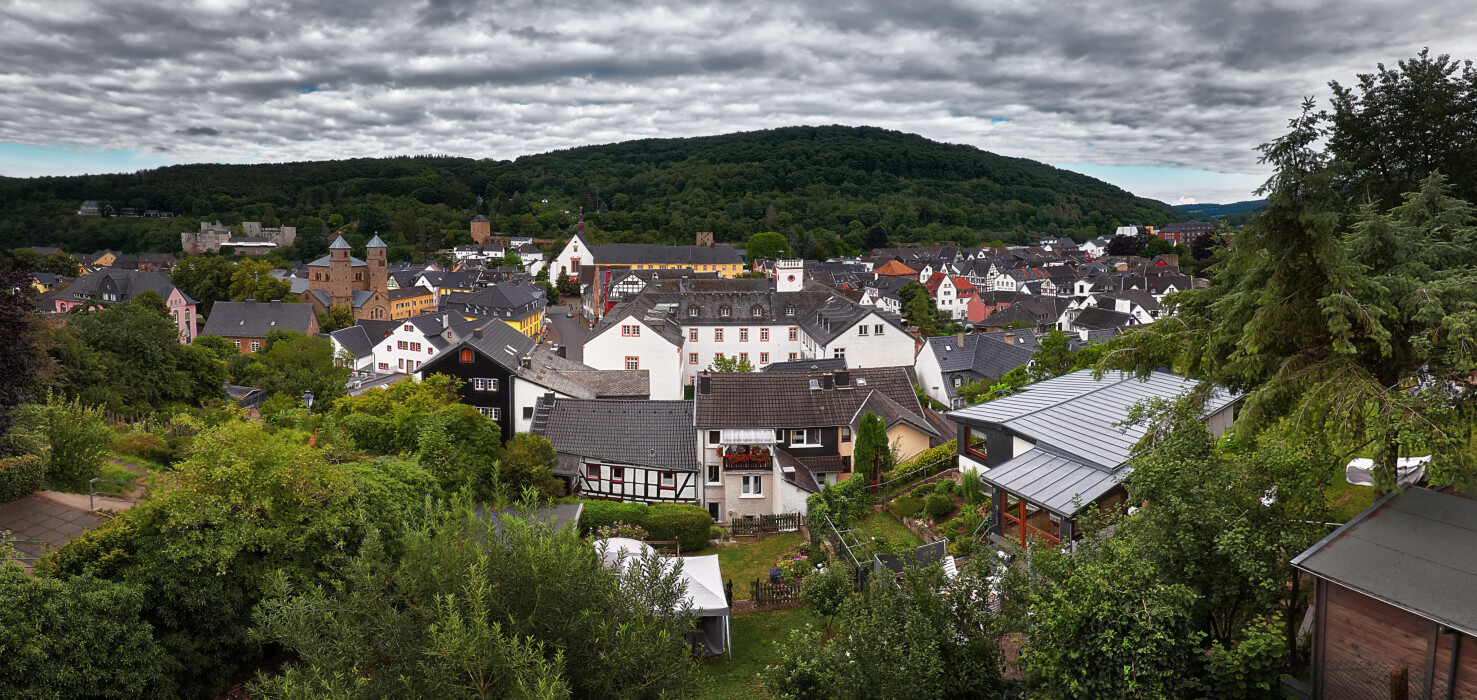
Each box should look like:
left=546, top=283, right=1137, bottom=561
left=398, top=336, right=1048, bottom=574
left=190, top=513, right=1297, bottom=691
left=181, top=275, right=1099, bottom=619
left=477, top=406, right=501, bottom=420
left=790, top=428, right=822, bottom=447
left=473, top=378, right=499, bottom=391
left=858, top=325, right=868, bottom=335
left=741, top=475, right=763, bottom=497
left=832, top=347, right=845, bottom=359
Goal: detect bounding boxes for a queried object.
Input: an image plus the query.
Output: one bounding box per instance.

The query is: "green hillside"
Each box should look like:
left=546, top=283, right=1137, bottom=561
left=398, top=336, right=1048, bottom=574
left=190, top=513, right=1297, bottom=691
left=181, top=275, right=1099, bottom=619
left=0, top=125, right=1177, bottom=259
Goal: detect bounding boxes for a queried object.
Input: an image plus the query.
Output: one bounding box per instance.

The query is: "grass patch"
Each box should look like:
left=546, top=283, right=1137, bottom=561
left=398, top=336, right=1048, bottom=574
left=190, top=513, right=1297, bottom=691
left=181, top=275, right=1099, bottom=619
left=851, top=511, right=924, bottom=552
left=888, top=496, right=924, bottom=518
left=90, top=461, right=143, bottom=496
left=1325, top=479, right=1376, bottom=522
left=718, top=532, right=805, bottom=598
left=106, top=450, right=166, bottom=472
left=696, top=607, right=817, bottom=700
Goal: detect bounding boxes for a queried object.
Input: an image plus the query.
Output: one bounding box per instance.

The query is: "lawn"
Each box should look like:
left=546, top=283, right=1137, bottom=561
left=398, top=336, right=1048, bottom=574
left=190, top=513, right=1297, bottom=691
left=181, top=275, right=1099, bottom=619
left=718, top=532, right=805, bottom=598
left=1325, top=479, right=1376, bottom=523
left=851, top=511, right=924, bottom=552
left=696, top=607, right=818, bottom=700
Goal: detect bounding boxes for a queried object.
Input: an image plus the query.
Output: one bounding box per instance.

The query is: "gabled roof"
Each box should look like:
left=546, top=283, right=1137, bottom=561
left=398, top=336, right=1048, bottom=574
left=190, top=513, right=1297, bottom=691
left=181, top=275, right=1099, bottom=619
left=590, top=243, right=742, bottom=266
left=329, top=325, right=375, bottom=359
left=852, top=389, right=938, bottom=437
left=925, top=331, right=1037, bottom=382
left=61, top=269, right=189, bottom=304
left=695, top=367, right=921, bottom=428
left=533, top=399, right=697, bottom=470
left=201, top=300, right=315, bottom=338
left=872, top=260, right=918, bottom=276
left=1072, top=306, right=1135, bottom=330
left=1292, top=488, right=1477, bottom=636
left=761, top=358, right=848, bottom=373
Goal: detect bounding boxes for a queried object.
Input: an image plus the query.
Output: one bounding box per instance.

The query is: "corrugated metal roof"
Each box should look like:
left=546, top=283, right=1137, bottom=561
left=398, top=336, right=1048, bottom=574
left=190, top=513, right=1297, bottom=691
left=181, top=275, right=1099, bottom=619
left=980, top=449, right=1123, bottom=516
left=1292, top=488, right=1477, bottom=636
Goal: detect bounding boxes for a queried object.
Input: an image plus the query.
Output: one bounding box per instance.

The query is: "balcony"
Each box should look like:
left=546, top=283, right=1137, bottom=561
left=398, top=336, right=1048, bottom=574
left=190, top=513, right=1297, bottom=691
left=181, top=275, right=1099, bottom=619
left=722, top=445, right=772, bottom=470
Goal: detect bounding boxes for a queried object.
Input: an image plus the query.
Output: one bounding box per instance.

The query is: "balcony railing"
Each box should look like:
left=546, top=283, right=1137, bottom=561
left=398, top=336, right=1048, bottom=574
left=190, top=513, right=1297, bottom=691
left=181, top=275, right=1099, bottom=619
left=722, top=446, right=772, bottom=469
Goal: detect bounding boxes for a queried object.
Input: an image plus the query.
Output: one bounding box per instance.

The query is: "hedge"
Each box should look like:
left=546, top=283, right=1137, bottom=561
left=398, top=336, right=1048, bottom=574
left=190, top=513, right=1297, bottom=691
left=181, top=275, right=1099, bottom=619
left=0, top=455, right=44, bottom=504
left=925, top=493, right=956, bottom=521
left=573, top=500, right=713, bottom=552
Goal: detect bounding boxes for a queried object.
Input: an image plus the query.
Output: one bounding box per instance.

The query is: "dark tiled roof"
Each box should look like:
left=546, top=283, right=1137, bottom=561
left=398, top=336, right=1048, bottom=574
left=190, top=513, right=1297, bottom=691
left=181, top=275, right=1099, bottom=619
left=62, top=269, right=189, bottom=304
left=201, top=300, right=315, bottom=338
left=694, top=366, right=921, bottom=428
left=775, top=449, right=822, bottom=494
left=853, top=390, right=938, bottom=437
left=307, top=254, right=367, bottom=268
left=591, top=243, right=742, bottom=266
left=925, top=332, right=1037, bottom=381
left=329, top=325, right=375, bottom=359
left=390, top=286, right=432, bottom=300
left=1072, top=307, right=1135, bottom=330
left=761, top=358, right=848, bottom=373
left=560, top=370, right=650, bottom=398
left=533, top=399, right=698, bottom=470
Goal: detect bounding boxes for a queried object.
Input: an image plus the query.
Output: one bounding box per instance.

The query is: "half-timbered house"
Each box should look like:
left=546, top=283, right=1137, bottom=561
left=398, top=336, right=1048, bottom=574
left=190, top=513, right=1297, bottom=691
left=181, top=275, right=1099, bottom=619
left=532, top=398, right=702, bottom=506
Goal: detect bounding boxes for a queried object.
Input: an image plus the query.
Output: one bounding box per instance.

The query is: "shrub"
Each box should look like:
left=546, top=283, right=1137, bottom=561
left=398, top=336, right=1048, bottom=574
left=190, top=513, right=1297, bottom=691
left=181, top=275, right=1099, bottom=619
left=800, top=561, right=854, bottom=621
left=925, top=493, right=955, bottom=521
left=595, top=520, right=648, bottom=540
left=936, top=480, right=955, bottom=497
left=889, top=496, right=924, bottom=519
left=578, top=500, right=649, bottom=537
left=961, top=468, right=985, bottom=505
left=11, top=396, right=114, bottom=492
left=115, top=433, right=166, bottom=460
left=646, top=504, right=713, bottom=552
left=0, top=456, right=44, bottom=504
left=910, top=483, right=935, bottom=498
left=710, top=526, right=725, bottom=542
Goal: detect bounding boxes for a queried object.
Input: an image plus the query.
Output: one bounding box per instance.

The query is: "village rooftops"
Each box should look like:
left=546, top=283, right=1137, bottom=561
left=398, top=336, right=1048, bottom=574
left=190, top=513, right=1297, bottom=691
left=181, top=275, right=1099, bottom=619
left=588, top=242, right=742, bottom=266
left=694, top=366, right=925, bottom=430
left=532, top=399, right=698, bottom=471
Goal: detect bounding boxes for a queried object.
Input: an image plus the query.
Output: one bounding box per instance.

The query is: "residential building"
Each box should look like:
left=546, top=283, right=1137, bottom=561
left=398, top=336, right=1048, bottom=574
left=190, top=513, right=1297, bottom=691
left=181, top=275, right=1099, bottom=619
left=914, top=331, right=1038, bottom=408
left=1292, top=487, right=1477, bottom=700
left=54, top=269, right=198, bottom=343
left=693, top=366, right=936, bottom=522
left=551, top=223, right=745, bottom=279
left=327, top=325, right=378, bottom=372
left=1156, top=221, right=1214, bottom=245
left=29, top=272, right=70, bottom=293
left=584, top=266, right=915, bottom=400
left=388, top=286, right=435, bottom=319
left=301, top=235, right=391, bottom=321
left=533, top=398, right=702, bottom=505
left=439, top=280, right=546, bottom=339
left=199, top=299, right=319, bottom=353
left=948, top=369, right=1237, bottom=548
left=77, top=200, right=100, bottom=216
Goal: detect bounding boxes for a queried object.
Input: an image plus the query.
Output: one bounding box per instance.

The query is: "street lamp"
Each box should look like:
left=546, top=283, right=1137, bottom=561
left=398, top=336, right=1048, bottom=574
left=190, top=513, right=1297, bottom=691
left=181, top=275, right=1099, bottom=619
left=222, top=379, right=230, bottom=404
left=301, top=391, right=314, bottom=410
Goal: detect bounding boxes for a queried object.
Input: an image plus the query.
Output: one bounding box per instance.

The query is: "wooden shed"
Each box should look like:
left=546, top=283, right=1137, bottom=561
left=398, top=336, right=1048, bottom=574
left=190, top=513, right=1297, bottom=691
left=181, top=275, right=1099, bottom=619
left=1292, top=487, right=1477, bottom=699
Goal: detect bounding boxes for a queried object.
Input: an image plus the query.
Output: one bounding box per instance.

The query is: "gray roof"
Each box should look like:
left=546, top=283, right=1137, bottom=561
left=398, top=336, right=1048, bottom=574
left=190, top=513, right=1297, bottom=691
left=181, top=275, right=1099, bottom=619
left=329, top=237, right=351, bottom=250
left=366, top=235, right=386, bottom=248
left=201, top=300, right=316, bottom=338
left=533, top=399, right=698, bottom=470
left=982, top=449, right=1123, bottom=516
left=1072, top=306, right=1136, bottom=330
left=1292, top=488, right=1477, bottom=637
left=61, top=269, right=191, bottom=305
left=925, top=332, right=1037, bottom=384
left=560, top=370, right=650, bottom=398
left=308, top=253, right=367, bottom=268
left=424, top=319, right=619, bottom=400
left=949, top=369, right=1238, bottom=471
left=591, top=243, right=742, bottom=266
left=695, top=367, right=923, bottom=429
left=762, top=358, right=848, bottom=373
left=329, top=325, right=375, bottom=359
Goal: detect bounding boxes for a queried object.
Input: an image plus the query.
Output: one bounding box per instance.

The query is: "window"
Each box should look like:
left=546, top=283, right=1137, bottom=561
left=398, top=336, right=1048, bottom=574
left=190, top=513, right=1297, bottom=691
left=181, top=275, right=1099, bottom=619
left=688, top=328, right=698, bottom=342
left=784, top=304, right=795, bottom=316
left=750, top=304, right=763, bottom=317
left=622, top=324, right=640, bottom=337
left=378, top=362, right=388, bottom=370
left=523, top=406, right=534, bottom=419
left=759, top=352, right=769, bottom=364
left=411, top=342, right=421, bottom=352
left=739, top=352, right=749, bottom=363
left=741, top=475, right=763, bottom=496
left=714, top=329, right=724, bottom=342
left=233, top=340, right=241, bottom=348
left=774, top=428, right=786, bottom=441
left=473, top=378, right=499, bottom=391
left=708, top=430, right=721, bottom=445
left=659, top=472, right=675, bottom=489
left=398, top=358, right=405, bottom=370
left=965, top=427, right=988, bottom=461
left=689, top=352, right=699, bottom=364
left=788, top=352, right=798, bottom=361
left=858, top=325, right=869, bottom=336
left=586, top=464, right=600, bottom=482
left=707, top=463, right=721, bottom=484
left=739, top=328, right=749, bottom=342
left=789, top=429, right=822, bottom=446
left=610, top=467, right=624, bottom=484
left=832, top=348, right=845, bottom=359
left=874, top=324, right=884, bottom=335
left=719, top=305, right=731, bottom=317
left=688, top=306, right=700, bottom=317
left=622, top=356, right=639, bottom=370
left=842, top=427, right=852, bottom=443
left=477, top=406, right=501, bottom=420
left=250, top=340, right=261, bottom=352
left=397, top=340, right=407, bottom=350
left=787, top=327, right=798, bottom=341
left=759, top=328, right=769, bottom=342
left=459, top=349, right=474, bottom=363
left=405, top=324, right=413, bottom=331
left=954, top=376, right=963, bottom=387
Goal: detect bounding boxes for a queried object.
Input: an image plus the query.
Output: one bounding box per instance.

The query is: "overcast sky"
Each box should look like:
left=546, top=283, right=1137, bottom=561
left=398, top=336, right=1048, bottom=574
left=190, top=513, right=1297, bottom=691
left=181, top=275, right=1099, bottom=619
left=3, top=1, right=1477, bottom=204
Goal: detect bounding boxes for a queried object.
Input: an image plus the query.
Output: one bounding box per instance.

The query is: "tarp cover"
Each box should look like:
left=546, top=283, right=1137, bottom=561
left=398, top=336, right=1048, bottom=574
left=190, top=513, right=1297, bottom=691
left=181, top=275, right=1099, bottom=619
left=719, top=428, right=777, bottom=445
left=594, top=537, right=656, bottom=574
left=1345, top=456, right=1430, bottom=488
left=678, top=555, right=729, bottom=657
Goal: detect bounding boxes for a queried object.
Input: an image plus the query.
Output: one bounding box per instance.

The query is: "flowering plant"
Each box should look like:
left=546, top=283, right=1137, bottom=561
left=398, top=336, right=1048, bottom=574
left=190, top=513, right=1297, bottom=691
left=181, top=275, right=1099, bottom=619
left=596, top=520, right=648, bottom=541
left=774, top=552, right=813, bottom=581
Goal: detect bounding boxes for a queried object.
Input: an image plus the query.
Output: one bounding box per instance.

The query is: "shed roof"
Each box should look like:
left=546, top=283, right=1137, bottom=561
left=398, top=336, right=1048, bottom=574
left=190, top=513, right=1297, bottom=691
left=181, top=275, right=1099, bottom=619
left=1292, top=488, right=1477, bottom=636
left=980, top=449, right=1124, bottom=516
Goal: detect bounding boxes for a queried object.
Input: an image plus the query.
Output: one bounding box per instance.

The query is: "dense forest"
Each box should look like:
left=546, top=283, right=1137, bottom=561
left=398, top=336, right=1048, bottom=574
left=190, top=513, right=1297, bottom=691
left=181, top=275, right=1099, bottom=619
left=0, top=125, right=1178, bottom=259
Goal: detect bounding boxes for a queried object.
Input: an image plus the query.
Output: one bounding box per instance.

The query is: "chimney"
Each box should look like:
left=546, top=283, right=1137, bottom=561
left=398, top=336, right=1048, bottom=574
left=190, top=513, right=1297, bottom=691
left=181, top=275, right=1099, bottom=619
left=835, top=370, right=850, bottom=387
left=519, top=356, right=532, bottom=369
left=956, top=331, right=964, bottom=345
left=1003, top=332, right=1014, bottom=344
left=270, top=299, right=281, bottom=306
left=822, top=374, right=834, bottom=390
left=473, top=328, right=483, bottom=339
left=698, top=375, right=711, bottom=395
left=556, top=345, right=566, bottom=359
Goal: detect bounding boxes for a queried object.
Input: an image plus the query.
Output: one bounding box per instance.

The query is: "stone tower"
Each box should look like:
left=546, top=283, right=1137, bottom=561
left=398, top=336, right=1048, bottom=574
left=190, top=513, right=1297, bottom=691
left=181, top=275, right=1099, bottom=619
left=695, top=231, right=714, bottom=247
left=470, top=215, right=491, bottom=245
left=365, top=234, right=388, bottom=295
left=328, top=236, right=353, bottom=305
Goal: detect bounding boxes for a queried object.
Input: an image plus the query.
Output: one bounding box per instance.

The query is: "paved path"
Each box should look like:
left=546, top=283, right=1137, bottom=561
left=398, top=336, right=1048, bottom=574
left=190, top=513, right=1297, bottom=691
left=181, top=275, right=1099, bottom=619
left=544, top=304, right=589, bottom=363
left=0, top=495, right=100, bottom=568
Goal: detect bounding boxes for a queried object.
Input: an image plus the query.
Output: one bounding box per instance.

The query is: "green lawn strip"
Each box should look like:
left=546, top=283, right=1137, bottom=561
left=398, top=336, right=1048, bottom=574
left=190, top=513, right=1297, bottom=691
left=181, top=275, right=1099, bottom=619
left=718, top=532, right=805, bottom=598
left=106, top=450, right=166, bottom=473
left=696, top=607, right=817, bottom=700
left=1324, top=479, right=1375, bottom=523
left=851, top=511, right=924, bottom=552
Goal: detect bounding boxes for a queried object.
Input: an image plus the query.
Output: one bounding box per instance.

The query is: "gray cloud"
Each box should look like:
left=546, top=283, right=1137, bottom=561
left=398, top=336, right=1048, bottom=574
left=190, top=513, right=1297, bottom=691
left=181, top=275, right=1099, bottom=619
left=3, top=0, right=1477, bottom=202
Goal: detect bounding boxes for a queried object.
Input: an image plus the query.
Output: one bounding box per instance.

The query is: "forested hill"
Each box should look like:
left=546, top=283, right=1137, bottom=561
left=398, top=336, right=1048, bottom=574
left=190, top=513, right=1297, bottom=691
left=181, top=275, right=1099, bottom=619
left=0, top=125, right=1177, bottom=259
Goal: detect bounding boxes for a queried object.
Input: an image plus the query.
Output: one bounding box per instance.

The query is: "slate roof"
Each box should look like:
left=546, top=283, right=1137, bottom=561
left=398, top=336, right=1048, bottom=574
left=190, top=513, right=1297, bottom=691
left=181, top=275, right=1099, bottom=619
left=441, top=281, right=544, bottom=320
left=853, top=390, right=938, bottom=437
left=329, top=237, right=351, bottom=250
left=925, top=332, right=1037, bottom=384
left=201, top=300, right=316, bottom=338
left=559, top=370, right=650, bottom=398
left=949, top=369, right=1238, bottom=471
left=773, top=448, right=822, bottom=494
left=307, top=253, right=367, bottom=268
left=532, top=399, right=698, bottom=471
left=1072, top=306, right=1136, bottom=330
left=761, top=358, right=848, bottom=373
left=366, top=235, right=386, bottom=248
left=390, top=286, right=433, bottom=300
left=429, top=320, right=637, bottom=400
left=329, top=325, right=375, bottom=359
left=1292, top=487, right=1477, bottom=636
left=61, top=269, right=191, bottom=305
left=695, top=366, right=922, bottom=429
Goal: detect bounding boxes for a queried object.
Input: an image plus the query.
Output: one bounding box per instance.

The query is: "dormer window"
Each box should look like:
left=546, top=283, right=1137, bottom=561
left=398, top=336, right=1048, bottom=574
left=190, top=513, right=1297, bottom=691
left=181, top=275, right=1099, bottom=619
left=784, top=304, right=795, bottom=317
left=719, top=305, right=731, bottom=317
left=688, top=306, right=700, bottom=317
left=751, top=304, right=763, bottom=317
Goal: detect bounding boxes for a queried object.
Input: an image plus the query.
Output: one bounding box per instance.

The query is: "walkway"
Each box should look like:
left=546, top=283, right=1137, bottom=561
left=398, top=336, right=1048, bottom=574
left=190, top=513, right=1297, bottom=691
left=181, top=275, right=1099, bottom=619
left=0, top=495, right=100, bottom=569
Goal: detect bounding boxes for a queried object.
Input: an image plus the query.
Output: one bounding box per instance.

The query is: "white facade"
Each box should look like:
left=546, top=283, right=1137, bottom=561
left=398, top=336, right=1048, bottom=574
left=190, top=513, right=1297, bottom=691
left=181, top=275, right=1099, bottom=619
left=912, top=342, right=949, bottom=406
left=329, top=337, right=376, bottom=373
left=576, top=461, right=700, bottom=505
left=376, top=321, right=443, bottom=375
left=552, top=233, right=592, bottom=279
left=582, top=315, right=684, bottom=400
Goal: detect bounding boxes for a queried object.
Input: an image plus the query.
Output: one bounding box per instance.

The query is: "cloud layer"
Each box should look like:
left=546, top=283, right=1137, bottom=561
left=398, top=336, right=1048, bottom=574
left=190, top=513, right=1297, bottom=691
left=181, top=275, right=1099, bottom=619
left=4, top=0, right=1477, bottom=202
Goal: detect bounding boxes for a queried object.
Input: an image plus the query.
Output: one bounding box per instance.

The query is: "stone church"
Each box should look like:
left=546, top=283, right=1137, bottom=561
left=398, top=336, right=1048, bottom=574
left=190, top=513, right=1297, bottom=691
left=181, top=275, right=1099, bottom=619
left=301, top=235, right=391, bottom=321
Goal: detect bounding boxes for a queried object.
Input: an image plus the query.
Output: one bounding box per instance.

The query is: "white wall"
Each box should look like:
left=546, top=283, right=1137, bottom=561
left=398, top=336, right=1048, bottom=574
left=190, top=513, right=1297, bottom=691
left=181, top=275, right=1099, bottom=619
left=378, top=320, right=444, bottom=374
left=818, top=313, right=915, bottom=369
left=330, top=337, right=376, bottom=372
left=583, top=316, right=684, bottom=399
left=1011, top=435, right=1036, bottom=459
left=552, top=234, right=591, bottom=279
left=913, top=343, right=948, bottom=406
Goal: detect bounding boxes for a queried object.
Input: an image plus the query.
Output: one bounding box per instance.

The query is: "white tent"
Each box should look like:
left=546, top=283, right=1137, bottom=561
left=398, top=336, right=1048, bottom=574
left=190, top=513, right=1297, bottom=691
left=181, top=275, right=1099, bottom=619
left=1345, top=456, right=1430, bottom=488
left=677, top=555, right=731, bottom=659
left=594, top=537, right=656, bottom=574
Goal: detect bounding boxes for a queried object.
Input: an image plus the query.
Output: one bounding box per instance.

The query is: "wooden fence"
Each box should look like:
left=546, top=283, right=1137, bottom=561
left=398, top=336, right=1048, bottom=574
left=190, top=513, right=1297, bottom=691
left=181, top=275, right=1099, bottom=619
left=750, top=577, right=803, bottom=606
left=730, top=513, right=805, bottom=536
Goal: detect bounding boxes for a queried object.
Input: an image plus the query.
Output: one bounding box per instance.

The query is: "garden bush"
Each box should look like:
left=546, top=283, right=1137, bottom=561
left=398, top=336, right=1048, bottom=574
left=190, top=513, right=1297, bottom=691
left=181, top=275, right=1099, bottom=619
left=646, top=504, right=714, bottom=552
left=115, top=433, right=166, bottom=460
left=577, top=500, right=649, bottom=537
left=909, top=483, right=935, bottom=498
left=925, top=493, right=956, bottom=521
left=11, top=396, right=113, bottom=492
left=889, top=496, right=924, bottom=519
left=936, top=480, right=955, bottom=497
left=0, top=455, right=44, bottom=504
left=961, top=468, right=985, bottom=505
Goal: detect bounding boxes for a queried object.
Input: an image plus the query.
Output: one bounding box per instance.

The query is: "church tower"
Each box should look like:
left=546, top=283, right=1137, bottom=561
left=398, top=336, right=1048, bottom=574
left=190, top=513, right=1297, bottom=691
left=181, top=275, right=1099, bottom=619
left=365, top=234, right=388, bottom=294
left=328, top=236, right=353, bottom=305
left=775, top=259, right=804, bottom=293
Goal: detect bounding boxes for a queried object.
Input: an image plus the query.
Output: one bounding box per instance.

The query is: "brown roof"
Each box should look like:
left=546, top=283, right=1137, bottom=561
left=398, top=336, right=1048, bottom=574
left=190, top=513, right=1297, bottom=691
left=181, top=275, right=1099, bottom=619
left=694, top=366, right=921, bottom=428
left=873, top=260, right=919, bottom=277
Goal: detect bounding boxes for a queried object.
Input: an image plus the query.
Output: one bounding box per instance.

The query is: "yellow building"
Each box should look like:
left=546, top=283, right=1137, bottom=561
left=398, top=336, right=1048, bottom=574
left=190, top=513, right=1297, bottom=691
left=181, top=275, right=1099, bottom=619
left=439, top=281, right=547, bottom=340
left=389, top=286, right=435, bottom=319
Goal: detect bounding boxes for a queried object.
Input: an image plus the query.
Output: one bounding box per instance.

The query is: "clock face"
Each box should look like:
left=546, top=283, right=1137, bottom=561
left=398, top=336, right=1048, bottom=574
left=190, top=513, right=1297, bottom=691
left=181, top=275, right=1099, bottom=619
left=788, top=275, right=796, bottom=282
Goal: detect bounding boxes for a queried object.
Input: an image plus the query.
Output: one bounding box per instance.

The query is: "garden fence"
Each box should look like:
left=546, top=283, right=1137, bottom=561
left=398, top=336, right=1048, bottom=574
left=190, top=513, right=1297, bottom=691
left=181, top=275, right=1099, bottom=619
left=819, top=513, right=869, bottom=588
left=876, top=454, right=956, bottom=501
left=750, top=578, right=803, bottom=605
left=730, top=512, right=805, bottom=536
left=1308, top=663, right=1477, bottom=700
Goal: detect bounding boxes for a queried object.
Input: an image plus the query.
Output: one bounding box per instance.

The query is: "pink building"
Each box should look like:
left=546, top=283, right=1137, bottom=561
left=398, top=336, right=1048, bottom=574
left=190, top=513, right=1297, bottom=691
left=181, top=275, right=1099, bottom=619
left=53, top=270, right=198, bottom=343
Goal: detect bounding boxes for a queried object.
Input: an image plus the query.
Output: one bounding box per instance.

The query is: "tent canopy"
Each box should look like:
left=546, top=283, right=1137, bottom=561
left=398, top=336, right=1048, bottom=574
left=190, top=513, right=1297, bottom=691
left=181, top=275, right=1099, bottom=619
left=678, top=555, right=729, bottom=617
